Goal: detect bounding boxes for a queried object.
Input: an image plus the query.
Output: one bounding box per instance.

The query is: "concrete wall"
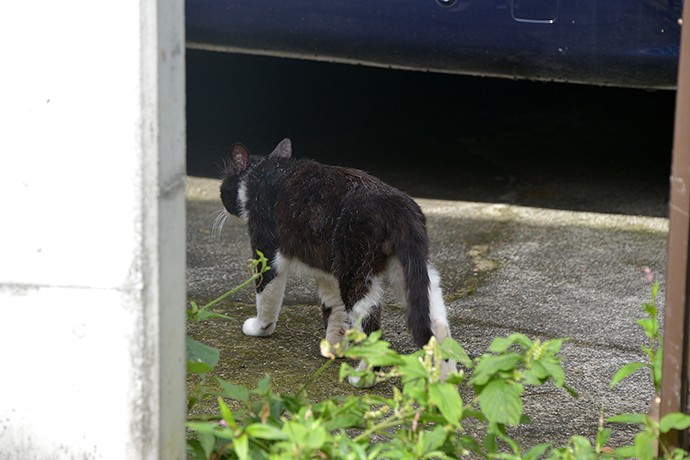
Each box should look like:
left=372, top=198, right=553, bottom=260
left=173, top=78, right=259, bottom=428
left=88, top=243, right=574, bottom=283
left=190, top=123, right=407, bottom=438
left=0, top=0, right=186, bottom=458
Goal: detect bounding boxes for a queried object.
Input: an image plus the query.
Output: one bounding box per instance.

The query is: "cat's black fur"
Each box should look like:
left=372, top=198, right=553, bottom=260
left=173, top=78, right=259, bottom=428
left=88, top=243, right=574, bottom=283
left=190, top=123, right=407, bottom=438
left=220, top=139, right=453, bottom=365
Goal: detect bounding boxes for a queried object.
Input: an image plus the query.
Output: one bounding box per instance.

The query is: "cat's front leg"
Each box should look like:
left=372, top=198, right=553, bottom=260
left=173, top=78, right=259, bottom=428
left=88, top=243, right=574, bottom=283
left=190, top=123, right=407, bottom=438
left=243, top=269, right=288, bottom=337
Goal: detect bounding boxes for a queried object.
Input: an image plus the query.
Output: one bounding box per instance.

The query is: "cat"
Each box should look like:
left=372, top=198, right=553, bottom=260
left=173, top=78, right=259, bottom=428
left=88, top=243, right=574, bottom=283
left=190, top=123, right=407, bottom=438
left=219, top=138, right=456, bottom=384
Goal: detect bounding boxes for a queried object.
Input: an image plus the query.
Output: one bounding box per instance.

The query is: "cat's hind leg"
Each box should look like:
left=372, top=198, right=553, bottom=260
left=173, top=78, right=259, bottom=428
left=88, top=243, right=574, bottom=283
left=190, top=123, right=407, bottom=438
left=316, top=275, right=350, bottom=355
left=340, top=276, right=385, bottom=387
left=242, top=269, right=288, bottom=337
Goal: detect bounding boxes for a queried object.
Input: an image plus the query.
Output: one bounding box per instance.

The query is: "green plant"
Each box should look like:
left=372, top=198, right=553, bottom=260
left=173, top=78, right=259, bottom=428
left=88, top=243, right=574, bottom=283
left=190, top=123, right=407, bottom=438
left=609, top=281, right=662, bottom=395
left=187, top=324, right=574, bottom=458
left=186, top=262, right=690, bottom=459
left=605, top=280, right=690, bottom=460
left=186, top=251, right=270, bottom=415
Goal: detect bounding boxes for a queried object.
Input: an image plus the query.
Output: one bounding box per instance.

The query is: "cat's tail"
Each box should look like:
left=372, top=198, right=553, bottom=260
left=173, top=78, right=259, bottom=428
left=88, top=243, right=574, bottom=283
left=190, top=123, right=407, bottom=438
left=391, top=218, right=433, bottom=348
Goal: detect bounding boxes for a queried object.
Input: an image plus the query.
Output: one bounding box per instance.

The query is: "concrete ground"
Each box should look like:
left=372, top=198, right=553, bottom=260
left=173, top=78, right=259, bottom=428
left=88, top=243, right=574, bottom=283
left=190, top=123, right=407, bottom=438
left=186, top=171, right=668, bottom=450
left=184, top=49, right=675, bottom=452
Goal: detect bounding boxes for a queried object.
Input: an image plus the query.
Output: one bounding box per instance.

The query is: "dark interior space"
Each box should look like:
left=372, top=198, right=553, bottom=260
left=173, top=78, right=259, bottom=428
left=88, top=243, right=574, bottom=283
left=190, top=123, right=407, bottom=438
left=186, top=49, right=675, bottom=217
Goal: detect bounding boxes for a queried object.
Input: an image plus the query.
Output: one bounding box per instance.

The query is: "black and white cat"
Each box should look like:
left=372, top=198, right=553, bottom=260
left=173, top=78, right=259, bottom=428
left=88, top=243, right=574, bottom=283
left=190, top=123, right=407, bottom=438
left=219, top=138, right=456, bottom=383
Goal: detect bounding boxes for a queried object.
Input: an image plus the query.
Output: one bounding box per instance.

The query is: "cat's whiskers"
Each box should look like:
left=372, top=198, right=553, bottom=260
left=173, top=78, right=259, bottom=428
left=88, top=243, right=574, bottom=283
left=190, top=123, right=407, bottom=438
left=216, top=158, right=230, bottom=178
left=211, top=209, right=230, bottom=241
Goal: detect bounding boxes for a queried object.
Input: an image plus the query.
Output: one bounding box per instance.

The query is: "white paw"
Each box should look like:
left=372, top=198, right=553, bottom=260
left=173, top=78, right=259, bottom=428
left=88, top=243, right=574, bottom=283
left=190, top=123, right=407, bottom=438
left=347, top=361, right=376, bottom=388
left=440, top=359, right=458, bottom=381
left=347, top=374, right=364, bottom=387
left=242, top=317, right=275, bottom=336
left=323, top=329, right=348, bottom=357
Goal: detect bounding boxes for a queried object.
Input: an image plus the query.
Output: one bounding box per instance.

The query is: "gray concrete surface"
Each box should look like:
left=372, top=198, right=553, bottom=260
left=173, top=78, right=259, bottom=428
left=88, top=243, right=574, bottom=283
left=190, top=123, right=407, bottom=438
left=186, top=174, right=668, bottom=450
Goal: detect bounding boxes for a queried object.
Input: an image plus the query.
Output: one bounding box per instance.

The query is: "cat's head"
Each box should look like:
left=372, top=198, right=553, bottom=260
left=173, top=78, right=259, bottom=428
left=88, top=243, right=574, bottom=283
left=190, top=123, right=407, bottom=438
left=220, top=138, right=292, bottom=218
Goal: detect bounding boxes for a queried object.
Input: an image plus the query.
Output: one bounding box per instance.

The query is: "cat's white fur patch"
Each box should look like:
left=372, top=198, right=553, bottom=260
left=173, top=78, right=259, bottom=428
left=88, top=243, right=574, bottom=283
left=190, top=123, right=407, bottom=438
left=237, top=180, right=249, bottom=222
left=243, top=268, right=287, bottom=336
left=427, top=265, right=457, bottom=377
left=351, top=277, right=384, bottom=321
left=428, top=266, right=451, bottom=341
left=347, top=360, right=375, bottom=387
left=274, top=252, right=332, bottom=279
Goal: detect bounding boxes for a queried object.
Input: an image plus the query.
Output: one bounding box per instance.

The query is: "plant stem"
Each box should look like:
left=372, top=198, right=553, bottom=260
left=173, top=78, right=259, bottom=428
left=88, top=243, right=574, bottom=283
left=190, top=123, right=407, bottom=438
left=297, top=358, right=335, bottom=397
left=353, top=409, right=416, bottom=443
left=187, top=414, right=224, bottom=422
left=203, top=273, right=260, bottom=310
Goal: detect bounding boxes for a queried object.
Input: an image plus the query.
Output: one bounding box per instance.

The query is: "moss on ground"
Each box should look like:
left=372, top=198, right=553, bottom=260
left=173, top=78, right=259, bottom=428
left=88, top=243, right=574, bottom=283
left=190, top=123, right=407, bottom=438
left=186, top=299, right=393, bottom=417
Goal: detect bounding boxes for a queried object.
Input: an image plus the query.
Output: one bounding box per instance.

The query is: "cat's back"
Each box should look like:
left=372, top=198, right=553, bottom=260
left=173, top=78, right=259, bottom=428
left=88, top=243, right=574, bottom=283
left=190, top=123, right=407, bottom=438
left=282, top=158, right=392, bottom=201
left=276, top=158, right=424, bottom=228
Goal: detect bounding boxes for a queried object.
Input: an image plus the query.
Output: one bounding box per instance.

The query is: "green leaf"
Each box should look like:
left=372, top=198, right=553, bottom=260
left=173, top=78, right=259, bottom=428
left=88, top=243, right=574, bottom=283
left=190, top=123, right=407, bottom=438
left=494, top=333, right=533, bottom=352
left=524, top=442, right=551, bottom=460
left=429, top=382, right=463, bottom=428
left=345, top=339, right=403, bottom=367
left=458, top=435, right=484, bottom=456
left=439, top=338, right=473, bottom=368
left=479, top=380, right=523, bottom=425
left=541, top=361, right=566, bottom=388
left=562, top=383, right=579, bottom=398
left=607, top=413, right=648, bottom=425
left=596, top=427, right=612, bottom=452
left=642, top=302, right=657, bottom=318
left=521, top=369, right=546, bottom=386
left=216, top=377, right=249, bottom=403
left=339, top=362, right=355, bottom=383
left=282, top=421, right=308, bottom=445
left=398, top=352, right=429, bottom=380
left=634, top=431, right=655, bottom=460
left=186, top=421, right=234, bottom=440
left=489, top=337, right=516, bottom=354
left=529, top=360, right=550, bottom=380
left=198, top=431, right=215, bottom=459
left=470, top=353, right=522, bottom=386
left=654, top=349, right=663, bottom=390
left=256, top=374, right=272, bottom=396
left=217, top=397, right=236, bottom=429
left=609, top=362, right=646, bottom=388
left=362, top=329, right=383, bottom=344
left=483, top=430, right=498, bottom=455
left=659, top=413, right=690, bottom=433
left=422, top=426, right=448, bottom=454
left=187, top=361, right=214, bottom=375
left=637, top=318, right=657, bottom=340
left=544, top=339, right=564, bottom=355
left=234, top=433, right=249, bottom=460
left=186, top=439, right=206, bottom=460
left=444, top=372, right=465, bottom=385
left=195, top=309, right=232, bottom=322
left=186, top=337, right=220, bottom=375
left=614, top=445, right=637, bottom=458
left=324, top=413, right=365, bottom=431
left=245, top=423, right=288, bottom=440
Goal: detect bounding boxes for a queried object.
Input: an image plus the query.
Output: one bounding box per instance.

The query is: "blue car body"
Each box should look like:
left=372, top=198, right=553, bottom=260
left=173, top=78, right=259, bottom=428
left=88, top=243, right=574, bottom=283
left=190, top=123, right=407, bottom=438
left=186, top=0, right=683, bottom=89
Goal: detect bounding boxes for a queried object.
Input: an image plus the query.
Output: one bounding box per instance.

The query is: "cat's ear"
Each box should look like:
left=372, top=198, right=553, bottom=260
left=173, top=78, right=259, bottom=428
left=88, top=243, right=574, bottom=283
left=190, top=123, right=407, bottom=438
left=230, top=143, right=250, bottom=173
left=269, top=138, right=292, bottom=159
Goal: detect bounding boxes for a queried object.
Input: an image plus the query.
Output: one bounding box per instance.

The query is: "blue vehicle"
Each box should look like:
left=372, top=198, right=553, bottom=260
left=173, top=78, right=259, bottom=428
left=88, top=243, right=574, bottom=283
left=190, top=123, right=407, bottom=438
left=186, top=0, right=683, bottom=89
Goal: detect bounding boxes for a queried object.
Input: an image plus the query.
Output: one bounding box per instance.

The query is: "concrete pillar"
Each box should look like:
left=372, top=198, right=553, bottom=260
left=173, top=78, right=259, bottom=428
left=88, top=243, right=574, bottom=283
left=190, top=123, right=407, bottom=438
left=0, top=0, right=186, bottom=458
